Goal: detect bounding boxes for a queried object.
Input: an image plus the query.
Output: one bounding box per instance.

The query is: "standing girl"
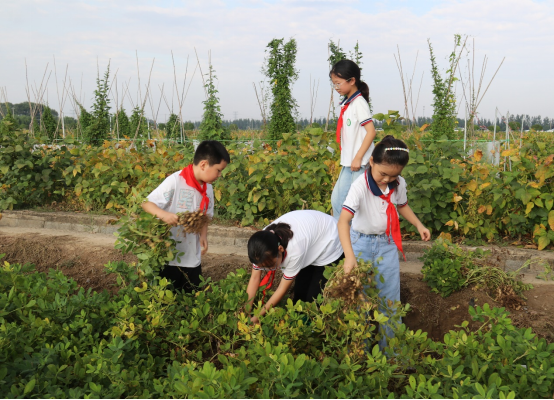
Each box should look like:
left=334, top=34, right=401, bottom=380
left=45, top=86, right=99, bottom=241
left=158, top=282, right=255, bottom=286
left=246, top=210, right=344, bottom=323
left=330, top=59, right=377, bottom=220
left=337, top=135, right=431, bottom=349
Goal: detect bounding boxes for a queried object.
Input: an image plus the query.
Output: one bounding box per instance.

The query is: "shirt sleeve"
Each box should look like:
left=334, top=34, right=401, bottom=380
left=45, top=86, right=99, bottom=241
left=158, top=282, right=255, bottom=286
left=207, top=185, right=215, bottom=217
left=354, top=98, right=373, bottom=126
left=342, top=175, right=364, bottom=215
left=395, top=177, right=408, bottom=207
left=280, top=237, right=308, bottom=280
left=281, top=254, right=304, bottom=280
left=146, top=175, right=176, bottom=210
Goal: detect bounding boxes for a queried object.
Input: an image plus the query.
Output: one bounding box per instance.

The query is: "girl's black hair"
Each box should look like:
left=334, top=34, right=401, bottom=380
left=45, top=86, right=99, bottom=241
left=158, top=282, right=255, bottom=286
left=372, top=135, right=410, bottom=167
left=247, top=223, right=294, bottom=266
left=329, top=59, right=370, bottom=103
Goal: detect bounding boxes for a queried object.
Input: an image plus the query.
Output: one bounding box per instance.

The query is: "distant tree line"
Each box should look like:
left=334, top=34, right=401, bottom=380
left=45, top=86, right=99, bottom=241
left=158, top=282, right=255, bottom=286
left=2, top=100, right=552, bottom=137
left=0, top=101, right=78, bottom=136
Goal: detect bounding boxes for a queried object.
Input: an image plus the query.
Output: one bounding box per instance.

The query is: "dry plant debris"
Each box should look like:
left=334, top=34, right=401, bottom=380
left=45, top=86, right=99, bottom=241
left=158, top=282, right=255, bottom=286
left=324, top=259, right=378, bottom=311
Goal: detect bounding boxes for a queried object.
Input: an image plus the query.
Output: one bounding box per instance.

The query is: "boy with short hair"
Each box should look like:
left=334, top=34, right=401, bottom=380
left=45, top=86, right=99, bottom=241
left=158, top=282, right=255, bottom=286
left=142, top=140, right=230, bottom=293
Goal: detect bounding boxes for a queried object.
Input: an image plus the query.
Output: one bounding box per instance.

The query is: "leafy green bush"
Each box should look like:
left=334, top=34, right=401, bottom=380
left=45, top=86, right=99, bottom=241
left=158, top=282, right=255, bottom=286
left=216, top=130, right=338, bottom=226
left=0, top=132, right=73, bottom=210
left=1, top=129, right=553, bottom=249
left=420, top=238, right=475, bottom=297
left=2, top=259, right=554, bottom=398
left=0, top=260, right=390, bottom=398
left=422, top=257, right=464, bottom=297
left=421, top=239, right=532, bottom=300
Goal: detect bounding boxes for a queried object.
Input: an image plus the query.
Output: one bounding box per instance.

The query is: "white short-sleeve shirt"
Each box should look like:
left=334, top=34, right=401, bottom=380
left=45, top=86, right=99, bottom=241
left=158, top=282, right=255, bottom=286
left=252, top=210, right=343, bottom=280
left=342, top=169, right=408, bottom=235
left=146, top=170, right=214, bottom=268
left=338, top=91, right=374, bottom=167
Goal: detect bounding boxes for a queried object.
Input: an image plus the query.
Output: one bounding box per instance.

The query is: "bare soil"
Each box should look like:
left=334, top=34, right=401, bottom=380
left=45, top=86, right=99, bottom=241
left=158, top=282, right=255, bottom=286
left=401, top=273, right=554, bottom=342
left=1, top=231, right=552, bottom=342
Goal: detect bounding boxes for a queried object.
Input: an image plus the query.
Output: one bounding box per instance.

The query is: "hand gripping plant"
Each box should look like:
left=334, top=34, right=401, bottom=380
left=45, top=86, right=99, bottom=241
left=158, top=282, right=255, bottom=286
left=116, top=194, right=211, bottom=277
left=323, top=258, right=379, bottom=312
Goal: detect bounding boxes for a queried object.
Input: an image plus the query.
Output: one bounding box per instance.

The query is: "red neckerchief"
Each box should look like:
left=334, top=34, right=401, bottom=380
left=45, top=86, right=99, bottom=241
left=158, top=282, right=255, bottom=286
left=379, top=188, right=406, bottom=261
left=258, top=250, right=287, bottom=304
left=336, top=91, right=361, bottom=150
left=179, top=164, right=209, bottom=212
left=336, top=103, right=350, bottom=150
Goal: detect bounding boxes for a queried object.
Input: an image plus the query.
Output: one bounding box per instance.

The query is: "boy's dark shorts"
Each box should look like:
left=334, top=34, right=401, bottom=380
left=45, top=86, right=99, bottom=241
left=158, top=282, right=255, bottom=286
left=159, top=264, right=202, bottom=294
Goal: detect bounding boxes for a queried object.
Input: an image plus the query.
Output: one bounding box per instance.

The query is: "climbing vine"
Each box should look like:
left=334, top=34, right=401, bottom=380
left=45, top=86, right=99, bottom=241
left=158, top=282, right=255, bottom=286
left=264, top=38, right=298, bottom=140
left=199, top=63, right=229, bottom=141
left=428, top=35, right=463, bottom=140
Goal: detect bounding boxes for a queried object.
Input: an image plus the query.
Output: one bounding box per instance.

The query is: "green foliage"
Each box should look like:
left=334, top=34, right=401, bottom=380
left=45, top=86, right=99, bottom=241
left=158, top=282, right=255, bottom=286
left=84, top=64, right=112, bottom=144
left=328, top=39, right=347, bottom=67
left=531, top=124, right=543, bottom=131
left=130, top=106, right=148, bottom=139
left=2, top=260, right=554, bottom=398
left=509, top=121, right=521, bottom=130
left=428, top=35, right=460, bottom=140
left=1, top=101, right=58, bottom=117
left=165, top=113, right=181, bottom=140
left=41, top=106, right=57, bottom=141
left=114, top=108, right=131, bottom=138
left=0, top=107, right=19, bottom=137
left=349, top=40, right=363, bottom=69
left=264, top=38, right=298, bottom=141
left=183, top=121, right=195, bottom=130
left=395, top=303, right=554, bottom=398
left=1, top=130, right=553, bottom=249
left=199, top=64, right=229, bottom=141
left=421, top=239, right=532, bottom=299
left=421, top=239, right=478, bottom=297
left=115, top=211, right=180, bottom=277
left=76, top=101, right=93, bottom=136
left=372, top=111, right=405, bottom=136
left=0, top=132, right=73, bottom=210
left=215, top=129, right=338, bottom=226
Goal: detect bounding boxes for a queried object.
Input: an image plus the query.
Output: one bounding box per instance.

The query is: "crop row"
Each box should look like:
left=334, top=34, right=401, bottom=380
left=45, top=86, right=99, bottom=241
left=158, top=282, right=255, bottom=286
left=0, top=128, right=553, bottom=248
left=1, top=260, right=553, bottom=398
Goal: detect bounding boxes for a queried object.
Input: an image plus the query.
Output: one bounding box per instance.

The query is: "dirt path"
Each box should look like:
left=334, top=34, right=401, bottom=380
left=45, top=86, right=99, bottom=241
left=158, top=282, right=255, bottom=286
left=1, top=226, right=553, bottom=341
left=0, top=227, right=250, bottom=292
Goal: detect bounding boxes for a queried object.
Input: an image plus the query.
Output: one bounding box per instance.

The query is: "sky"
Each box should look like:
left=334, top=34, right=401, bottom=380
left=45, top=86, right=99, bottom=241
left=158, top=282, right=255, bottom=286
left=1, top=0, right=553, bottom=125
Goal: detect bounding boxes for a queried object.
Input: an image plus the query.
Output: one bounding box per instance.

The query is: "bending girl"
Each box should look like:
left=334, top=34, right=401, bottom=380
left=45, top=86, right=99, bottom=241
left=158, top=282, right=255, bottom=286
left=246, top=210, right=344, bottom=323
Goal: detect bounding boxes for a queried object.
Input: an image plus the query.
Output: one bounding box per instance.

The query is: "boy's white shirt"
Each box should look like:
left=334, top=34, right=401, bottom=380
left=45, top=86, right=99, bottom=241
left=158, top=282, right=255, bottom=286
left=252, top=210, right=343, bottom=280
left=147, top=170, right=214, bottom=268
left=343, top=172, right=408, bottom=235
left=339, top=92, right=374, bottom=167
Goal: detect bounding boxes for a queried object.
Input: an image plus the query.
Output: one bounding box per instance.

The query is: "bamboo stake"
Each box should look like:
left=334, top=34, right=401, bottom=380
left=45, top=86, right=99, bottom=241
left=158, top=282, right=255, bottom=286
left=131, top=57, right=155, bottom=144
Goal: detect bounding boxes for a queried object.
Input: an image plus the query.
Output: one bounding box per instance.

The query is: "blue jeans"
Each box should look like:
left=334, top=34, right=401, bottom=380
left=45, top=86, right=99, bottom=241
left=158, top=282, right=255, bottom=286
left=350, top=229, right=401, bottom=351
left=331, top=166, right=367, bottom=221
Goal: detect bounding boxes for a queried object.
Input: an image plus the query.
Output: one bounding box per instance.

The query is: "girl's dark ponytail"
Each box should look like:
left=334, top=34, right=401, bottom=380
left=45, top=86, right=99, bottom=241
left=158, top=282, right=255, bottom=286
left=358, top=80, right=370, bottom=103
left=247, top=223, right=294, bottom=266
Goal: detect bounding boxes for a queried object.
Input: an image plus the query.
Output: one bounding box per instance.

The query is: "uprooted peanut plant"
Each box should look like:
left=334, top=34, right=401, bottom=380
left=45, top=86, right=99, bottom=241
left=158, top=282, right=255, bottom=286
left=421, top=238, right=533, bottom=309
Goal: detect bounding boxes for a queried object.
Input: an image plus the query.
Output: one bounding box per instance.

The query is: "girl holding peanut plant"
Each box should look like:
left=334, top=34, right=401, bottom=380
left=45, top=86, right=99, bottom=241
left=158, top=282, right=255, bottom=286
left=330, top=59, right=377, bottom=221
left=338, top=135, right=430, bottom=350
left=246, top=210, right=344, bottom=323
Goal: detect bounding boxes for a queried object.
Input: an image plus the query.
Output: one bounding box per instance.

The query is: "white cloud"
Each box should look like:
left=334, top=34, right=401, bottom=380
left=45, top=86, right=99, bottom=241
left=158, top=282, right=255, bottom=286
left=0, top=0, right=553, bottom=123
